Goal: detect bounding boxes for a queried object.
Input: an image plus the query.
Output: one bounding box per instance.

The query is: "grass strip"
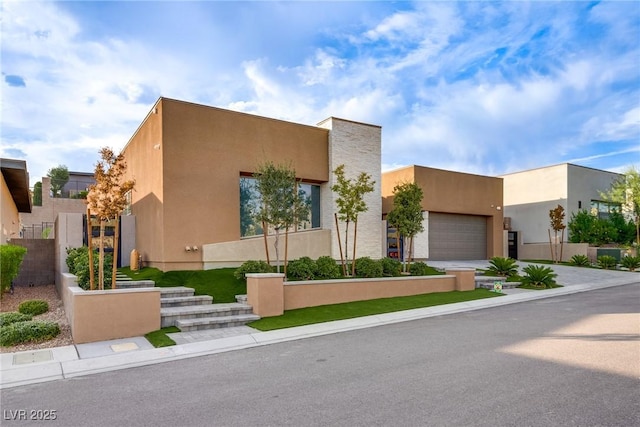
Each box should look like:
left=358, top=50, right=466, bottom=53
left=145, top=326, right=180, bottom=348
left=248, top=289, right=503, bottom=331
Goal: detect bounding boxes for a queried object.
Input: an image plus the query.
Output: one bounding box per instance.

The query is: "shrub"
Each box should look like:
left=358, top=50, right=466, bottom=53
left=381, top=257, right=402, bottom=277
left=234, top=260, right=274, bottom=281
left=569, top=254, right=590, bottom=267
left=286, top=257, right=316, bottom=281
left=521, top=265, right=558, bottom=289
left=409, top=261, right=430, bottom=276
left=0, top=320, right=60, bottom=346
left=0, top=312, right=32, bottom=327
left=314, top=256, right=342, bottom=280
left=486, top=257, right=518, bottom=277
left=68, top=248, right=113, bottom=290
left=621, top=255, right=640, bottom=272
left=18, top=300, right=49, bottom=316
left=354, top=257, right=383, bottom=278
left=597, top=255, right=617, bottom=270
left=0, top=244, right=27, bottom=298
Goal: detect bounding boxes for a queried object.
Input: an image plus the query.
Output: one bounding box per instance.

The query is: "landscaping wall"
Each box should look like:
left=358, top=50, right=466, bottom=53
left=518, top=242, right=588, bottom=262
left=58, top=272, right=161, bottom=344
left=247, top=269, right=475, bottom=317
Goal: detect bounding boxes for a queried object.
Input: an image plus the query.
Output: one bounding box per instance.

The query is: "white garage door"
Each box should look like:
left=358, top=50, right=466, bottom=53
left=428, top=213, right=487, bottom=260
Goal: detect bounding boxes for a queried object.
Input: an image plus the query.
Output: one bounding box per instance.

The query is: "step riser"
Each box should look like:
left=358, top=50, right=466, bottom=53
left=176, top=315, right=260, bottom=332
left=162, top=308, right=254, bottom=328
left=178, top=320, right=256, bottom=332
left=161, top=296, right=213, bottom=308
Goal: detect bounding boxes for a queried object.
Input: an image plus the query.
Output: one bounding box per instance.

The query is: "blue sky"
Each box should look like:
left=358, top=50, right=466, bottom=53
left=2, top=1, right=639, bottom=187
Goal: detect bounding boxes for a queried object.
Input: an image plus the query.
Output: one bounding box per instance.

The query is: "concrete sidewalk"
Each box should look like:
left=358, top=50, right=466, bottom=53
left=1, top=263, right=638, bottom=389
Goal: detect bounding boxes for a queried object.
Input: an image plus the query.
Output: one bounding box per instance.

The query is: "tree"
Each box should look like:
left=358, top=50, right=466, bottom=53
left=386, top=182, right=424, bottom=272
left=601, top=166, right=640, bottom=248
left=86, top=148, right=135, bottom=290
left=33, top=181, right=42, bottom=206
left=253, top=161, right=309, bottom=274
left=548, top=204, right=566, bottom=263
left=47, top=165, right=69, bottom=197
left=331, top=164, right=375, bottom=276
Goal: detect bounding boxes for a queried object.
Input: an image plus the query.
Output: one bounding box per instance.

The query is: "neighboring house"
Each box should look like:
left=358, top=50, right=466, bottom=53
left=382, top=165, right=504, bottom=261
left=121, top=97, right=382, bottom=270
left=1, top=158, right=32, bottom=244
left=20, top=173, right=94, bottom=239
left=501, top=163, right=622, bottom=248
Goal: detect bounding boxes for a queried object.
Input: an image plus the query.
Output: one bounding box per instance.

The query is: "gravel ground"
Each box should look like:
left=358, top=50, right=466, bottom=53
left=0, top=285, right=74, bottom=353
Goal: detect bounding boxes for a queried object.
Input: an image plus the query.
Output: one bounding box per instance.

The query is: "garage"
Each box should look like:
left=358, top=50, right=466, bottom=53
left=428, top=212, right=487, bottom=260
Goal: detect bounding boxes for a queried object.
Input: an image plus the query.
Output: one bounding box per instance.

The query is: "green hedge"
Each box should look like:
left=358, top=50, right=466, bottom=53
left=0, top=320, right=60, bottom=346
left=0, top=312, right=32, bottom=327
left=0, top=244, right=27, bottom=297
left=65, top=247, right=113, bottom=289
left=18, top=300, right=49, bottom=316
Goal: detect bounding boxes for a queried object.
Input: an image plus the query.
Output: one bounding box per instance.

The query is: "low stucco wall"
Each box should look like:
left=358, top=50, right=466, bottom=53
left=518, top=242, right=588, bottom=262
left=247, top=269, right=474, bottom=317
left=59, top=273, right=160, bottom=344
left=203, top=229, right=331, bottom=269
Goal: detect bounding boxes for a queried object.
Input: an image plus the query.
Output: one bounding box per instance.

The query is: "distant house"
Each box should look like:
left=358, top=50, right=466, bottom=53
left=0, top=158, right=32, bottom=244
left=382, top=165, right=504, bottom=261
left=500, top=163, right=621, bottom=256
left=20, top=172, right=95, bottom=239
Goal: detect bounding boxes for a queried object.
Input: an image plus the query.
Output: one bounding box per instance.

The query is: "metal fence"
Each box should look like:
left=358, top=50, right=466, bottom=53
left=21, top=222, right=55, bottom=239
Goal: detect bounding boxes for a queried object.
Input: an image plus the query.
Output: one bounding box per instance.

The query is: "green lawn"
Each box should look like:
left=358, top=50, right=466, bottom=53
left=144, top=326, right=179, bottom=347
left=120, top=267, right=246, bottom=303
left=248, top=289, right=503, bottom=331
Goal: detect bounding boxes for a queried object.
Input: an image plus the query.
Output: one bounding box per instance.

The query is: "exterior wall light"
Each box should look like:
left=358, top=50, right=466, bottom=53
left=185, top=246, right=191, bottom=252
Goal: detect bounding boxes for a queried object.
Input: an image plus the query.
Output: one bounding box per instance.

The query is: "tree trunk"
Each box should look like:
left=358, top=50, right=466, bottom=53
left=274, top=228, right=281, bottom=273
left=262, top=220, right=270, bottom=265
left=335, top=213, right=346, bottom=276
left=548, top=229, right=554, bottom=263
left=87, top=207, right=95, bottom=290
left=112, top=216, right=119, bottom=289
left=284, top=227, right=289, bottom=280
left=351, top=219, right=358, bottom=277
left=408, top=236, right=414, bottom=268
left=559, top=228, right=565, bottom=263
left=344, top=220, right=350, bottom=276
left=99, top=220, right=106, bottom=290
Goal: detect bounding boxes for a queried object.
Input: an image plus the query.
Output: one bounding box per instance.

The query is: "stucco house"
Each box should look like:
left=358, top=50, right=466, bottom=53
left=500, top=163, right=622, bottom=259
left=1, top=158, right=32, bottom=244
left=121, top=97, right=382, bottom=270
left=382, top=165, right=504, bottom=261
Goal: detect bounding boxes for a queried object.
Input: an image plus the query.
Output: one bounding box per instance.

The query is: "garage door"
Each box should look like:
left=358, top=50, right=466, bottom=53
left=428, top=213, right=487, bottom=260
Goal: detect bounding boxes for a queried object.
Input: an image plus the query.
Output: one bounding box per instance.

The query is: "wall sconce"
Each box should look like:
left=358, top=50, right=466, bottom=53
left=192, top=246, right=198, bottom=251
left=497, top=206, right=502, bottom=210
left=185, top=246, right=191, bottom=252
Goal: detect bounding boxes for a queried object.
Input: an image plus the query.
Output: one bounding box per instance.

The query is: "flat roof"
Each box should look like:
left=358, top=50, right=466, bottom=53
left=1, top=158, right=32, bottom=213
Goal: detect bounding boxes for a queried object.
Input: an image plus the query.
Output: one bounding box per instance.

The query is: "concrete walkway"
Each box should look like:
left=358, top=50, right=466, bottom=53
left=1, top=262, right=638, bottom=389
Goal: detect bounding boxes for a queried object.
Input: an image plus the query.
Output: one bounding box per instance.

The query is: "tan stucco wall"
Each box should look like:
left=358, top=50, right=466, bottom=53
left=382, top=165, right=504, bottom=258
left=518, top=242, right=589, bottom=262
left=1, top=173, right=20, bottom=244
left=246, top=272, right=477, bottom=316
left=59, top=273, right=161, bottom=344
left=123, top=98, right=331, bottom=271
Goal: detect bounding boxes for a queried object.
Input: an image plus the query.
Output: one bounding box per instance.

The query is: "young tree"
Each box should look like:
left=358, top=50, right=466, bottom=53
left=33, top=181, right=42, bottom=206
left=47, top=165, right=69, bottom=197
left=602, top=167, right=640, bottom=248
left=548, top=204, right=566, bottom=263
left=386, top=182, right=425, bottom=272
left=253, top=161, right=309, bottom=274
left=86, top=148, right=135, bottom=290
left=331, top=164, right=375, bottom=276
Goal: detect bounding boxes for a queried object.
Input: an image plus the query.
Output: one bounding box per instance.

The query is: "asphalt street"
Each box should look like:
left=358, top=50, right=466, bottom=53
left=2, top=283, right=638, bottom=426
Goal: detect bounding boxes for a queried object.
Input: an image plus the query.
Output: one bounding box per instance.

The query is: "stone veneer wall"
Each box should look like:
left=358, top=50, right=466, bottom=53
left=10, top=239, right=55, bottom=286
left=317, top=117, right=382, bottom=260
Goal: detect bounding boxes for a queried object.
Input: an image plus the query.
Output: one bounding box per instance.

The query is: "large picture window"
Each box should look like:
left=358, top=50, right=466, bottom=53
left=240, top=176, right=321, bottom=237
left=590, top=200, right=620, bottom=219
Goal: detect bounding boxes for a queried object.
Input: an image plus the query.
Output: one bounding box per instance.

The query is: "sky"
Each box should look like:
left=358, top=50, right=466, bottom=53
left=2, top=1, right=639, bottom=187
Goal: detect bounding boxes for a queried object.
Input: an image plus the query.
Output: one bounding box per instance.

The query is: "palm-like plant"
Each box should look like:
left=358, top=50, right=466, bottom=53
left=521, top=265, right=557, bottom=288
left=486, top=257, right=519, bottom=277
left=569, top=254, right=590, bottom=267
left=597, top=255, right=617, bottom=270
left=621, top=256, right=640, bottom=272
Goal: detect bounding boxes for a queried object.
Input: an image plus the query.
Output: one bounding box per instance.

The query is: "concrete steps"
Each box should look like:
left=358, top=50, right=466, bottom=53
left=159, top=287, right=258, bottom=329
left=116, top=280, right=156, bottom=289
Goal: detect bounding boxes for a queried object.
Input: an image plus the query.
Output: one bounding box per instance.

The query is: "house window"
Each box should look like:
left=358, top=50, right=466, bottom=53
left=590, top=200, right=620, bottom=219
left=239, top=176, right=321, bottom=237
